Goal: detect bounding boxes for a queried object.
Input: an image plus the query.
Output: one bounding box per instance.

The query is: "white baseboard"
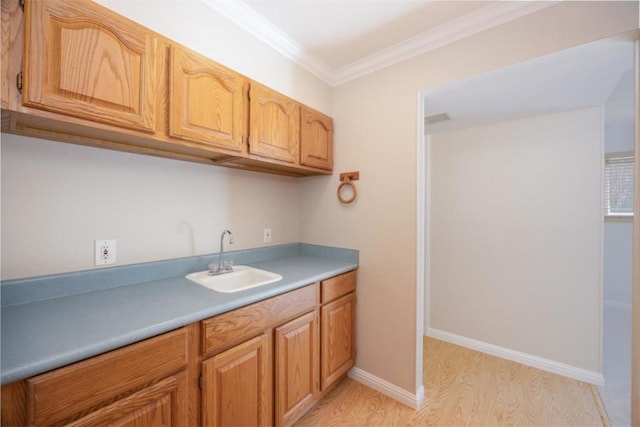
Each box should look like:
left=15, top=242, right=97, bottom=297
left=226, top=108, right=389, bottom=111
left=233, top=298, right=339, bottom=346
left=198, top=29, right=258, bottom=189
left=348, top=367, right=425, bottom=409
left=427, top=328, right=605, bottom=386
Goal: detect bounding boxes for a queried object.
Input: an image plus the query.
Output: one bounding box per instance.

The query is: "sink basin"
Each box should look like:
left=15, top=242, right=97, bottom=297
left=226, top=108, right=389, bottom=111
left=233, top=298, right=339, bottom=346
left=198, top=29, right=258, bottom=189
left=185, top=266, right=282, bottom=293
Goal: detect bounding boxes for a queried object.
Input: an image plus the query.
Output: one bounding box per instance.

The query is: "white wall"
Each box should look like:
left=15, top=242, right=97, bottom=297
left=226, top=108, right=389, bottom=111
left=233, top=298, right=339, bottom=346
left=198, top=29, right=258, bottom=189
left=428, top=107, right=603, bottom=373
left=1, top=135, right=300, bottom=279
left=299, top=1, right=637, bottom=394
left=604, top=221, right=634, bottom=305
left=606, top=122, right=635, bottom=153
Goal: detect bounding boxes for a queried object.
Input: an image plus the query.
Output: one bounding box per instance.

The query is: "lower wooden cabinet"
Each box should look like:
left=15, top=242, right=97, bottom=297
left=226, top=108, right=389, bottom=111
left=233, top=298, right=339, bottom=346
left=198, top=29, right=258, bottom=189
left=1, top=271, right=357, bottom=427
left=321, top=292, right=356, bottom=390
left=201, top=334, right=272, bottom=427
left=0, top=327, right=192, bottom=426
left=200, top=285, right=319, bottom=427
left=275, top=310, right=320, bottom=426
left=320, top=270, right=357, bottom=391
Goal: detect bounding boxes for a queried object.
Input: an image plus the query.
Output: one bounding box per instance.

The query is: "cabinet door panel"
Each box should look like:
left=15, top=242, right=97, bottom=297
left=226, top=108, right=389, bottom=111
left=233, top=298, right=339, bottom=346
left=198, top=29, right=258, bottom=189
left=275, top=311, right=319, bottom=426
left=66, top=373, right=185, bottom=427
left=300, top=106, right=333, bottom=170
left=170, top=46, right=246, bottom=152
left=249, top=83, right=299, bottom=163
left=321, top=293, right=356, bottom=390
left=202, top=334, right=271, bottom=427
left=23, top=0, right=157, bottom=132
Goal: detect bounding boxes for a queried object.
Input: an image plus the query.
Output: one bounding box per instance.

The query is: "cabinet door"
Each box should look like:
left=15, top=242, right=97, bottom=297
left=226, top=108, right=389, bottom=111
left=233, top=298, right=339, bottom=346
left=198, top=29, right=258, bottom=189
left=275, top=311, right=319, bottom=426
left=202, top=334, right=272, bottom=427
left=300, top=106, right=333, bottom=170
left=66, top=373, right=185, bottom=427
left=321, top=293, right=356, bottom=390
left=169, top=46, right=247, bottom=153
left=23, top=0, right=157, bottom=132
left=249, top=82, right=299, bottom=163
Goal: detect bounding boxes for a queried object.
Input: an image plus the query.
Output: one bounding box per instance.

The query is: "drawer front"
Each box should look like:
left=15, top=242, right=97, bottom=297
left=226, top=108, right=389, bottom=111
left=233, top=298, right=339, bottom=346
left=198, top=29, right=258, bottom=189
left=27, top=327, right=188, bottom=426
left=321, top=270, right=356, bottom=304
left=202, top=284, right=317, bottom=356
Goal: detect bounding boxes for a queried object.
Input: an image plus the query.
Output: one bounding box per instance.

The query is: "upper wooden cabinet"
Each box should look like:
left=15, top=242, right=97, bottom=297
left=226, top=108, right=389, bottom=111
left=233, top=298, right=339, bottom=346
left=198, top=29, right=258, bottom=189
left=22, top=0, right=157, bottom=133
left=2, top=0, right=333, bottom=176
left=249, top=82, right=300, bottom=164
left=300, top=106, right=333, bottom=170
left=169, top=46, right=247, bottom=154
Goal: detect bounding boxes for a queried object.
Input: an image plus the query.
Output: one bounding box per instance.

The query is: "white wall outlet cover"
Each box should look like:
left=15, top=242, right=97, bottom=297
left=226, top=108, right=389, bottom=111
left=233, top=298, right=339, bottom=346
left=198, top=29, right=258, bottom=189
left=95, top=239, right=116, bottom=265
left=263, top=228, right=272, bottom=243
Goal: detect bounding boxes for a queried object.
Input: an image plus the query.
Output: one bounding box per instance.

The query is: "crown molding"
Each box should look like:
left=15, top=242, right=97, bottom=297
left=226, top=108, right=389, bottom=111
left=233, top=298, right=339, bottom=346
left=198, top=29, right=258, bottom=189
left=332, top=1, right=559, bottom=85
left=201, top=0, right=558, bottom=87
left=200, top=0, right=335, bottom=82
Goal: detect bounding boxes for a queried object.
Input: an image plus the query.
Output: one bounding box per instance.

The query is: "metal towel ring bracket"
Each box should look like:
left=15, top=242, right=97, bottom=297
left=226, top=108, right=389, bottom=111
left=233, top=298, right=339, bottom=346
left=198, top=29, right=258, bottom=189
left=337, top=171, right=359, bottom=204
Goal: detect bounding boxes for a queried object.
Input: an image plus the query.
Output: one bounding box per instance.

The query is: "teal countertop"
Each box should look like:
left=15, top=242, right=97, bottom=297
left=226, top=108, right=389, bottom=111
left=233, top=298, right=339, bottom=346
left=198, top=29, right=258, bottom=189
left=0, top=243, right=358, bottom=385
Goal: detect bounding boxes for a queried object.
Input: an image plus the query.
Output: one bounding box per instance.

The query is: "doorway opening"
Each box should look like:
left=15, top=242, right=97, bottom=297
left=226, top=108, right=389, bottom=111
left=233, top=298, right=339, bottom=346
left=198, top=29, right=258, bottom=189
left=416, top=35, right=636, bottom=425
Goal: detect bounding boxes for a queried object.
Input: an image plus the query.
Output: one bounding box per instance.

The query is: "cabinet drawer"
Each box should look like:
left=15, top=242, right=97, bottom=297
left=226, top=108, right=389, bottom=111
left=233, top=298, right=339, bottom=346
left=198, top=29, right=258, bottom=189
left=202, top=284, right=317, bottom=356
left=26, top=327, right=187, bottom=426
left=321, top=270, right=356, bottom=304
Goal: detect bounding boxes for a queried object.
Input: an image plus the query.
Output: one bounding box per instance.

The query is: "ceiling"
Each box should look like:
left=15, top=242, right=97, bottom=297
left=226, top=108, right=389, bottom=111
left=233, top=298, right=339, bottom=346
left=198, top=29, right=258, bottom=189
left=423, top=38, right=635, bottom=134
left=201, top=0, right=556, bottom=86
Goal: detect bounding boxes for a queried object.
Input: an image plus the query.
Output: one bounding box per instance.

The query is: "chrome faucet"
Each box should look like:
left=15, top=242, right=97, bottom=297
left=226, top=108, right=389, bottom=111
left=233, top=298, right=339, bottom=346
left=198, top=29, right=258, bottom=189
left=209, top=230, right=234, bottom=275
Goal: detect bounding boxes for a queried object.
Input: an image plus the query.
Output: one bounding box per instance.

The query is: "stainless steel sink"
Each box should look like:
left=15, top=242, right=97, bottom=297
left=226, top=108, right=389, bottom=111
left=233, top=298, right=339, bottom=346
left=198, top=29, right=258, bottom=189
left=185, top=266, right=282, bottom=293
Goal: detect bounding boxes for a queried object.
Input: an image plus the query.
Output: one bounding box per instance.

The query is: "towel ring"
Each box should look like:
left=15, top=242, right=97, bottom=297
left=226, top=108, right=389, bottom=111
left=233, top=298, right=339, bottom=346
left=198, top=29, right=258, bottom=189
left=337, top=180, right=357, bottom=204
left=337, top=171, right=359, bottom=204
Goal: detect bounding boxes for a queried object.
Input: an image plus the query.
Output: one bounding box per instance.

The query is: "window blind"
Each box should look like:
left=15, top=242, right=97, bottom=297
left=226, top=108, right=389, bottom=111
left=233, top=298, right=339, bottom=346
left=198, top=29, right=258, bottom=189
left=604, top=154, right=634, bottom=216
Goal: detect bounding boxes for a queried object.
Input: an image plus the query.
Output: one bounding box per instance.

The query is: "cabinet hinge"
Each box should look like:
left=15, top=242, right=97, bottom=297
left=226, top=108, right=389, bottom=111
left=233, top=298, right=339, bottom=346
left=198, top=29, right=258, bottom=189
left=246, top=136, right=250, bottom=147
left=18, top=0, right=24, bottom=11
left=16, top=71, right=23, bottom=94
left=198, top=373, right=203, bottom=390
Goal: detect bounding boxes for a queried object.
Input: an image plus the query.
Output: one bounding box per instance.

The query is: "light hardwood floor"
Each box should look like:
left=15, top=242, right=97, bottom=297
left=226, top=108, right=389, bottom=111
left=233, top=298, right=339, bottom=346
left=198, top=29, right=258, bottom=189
left=296, top=337, right=609, bottom=426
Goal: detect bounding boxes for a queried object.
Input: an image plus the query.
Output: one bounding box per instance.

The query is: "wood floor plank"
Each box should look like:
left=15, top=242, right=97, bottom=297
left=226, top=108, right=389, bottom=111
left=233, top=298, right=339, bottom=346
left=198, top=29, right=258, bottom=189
left=295, top=337, right=608, bottom=426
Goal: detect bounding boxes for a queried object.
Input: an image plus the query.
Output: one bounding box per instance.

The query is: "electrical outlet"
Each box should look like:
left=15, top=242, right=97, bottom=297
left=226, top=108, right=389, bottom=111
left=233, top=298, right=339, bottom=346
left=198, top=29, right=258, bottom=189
left=95, top=240, right=116, bottom=265
left=263, top=228, right=272, bottom=243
